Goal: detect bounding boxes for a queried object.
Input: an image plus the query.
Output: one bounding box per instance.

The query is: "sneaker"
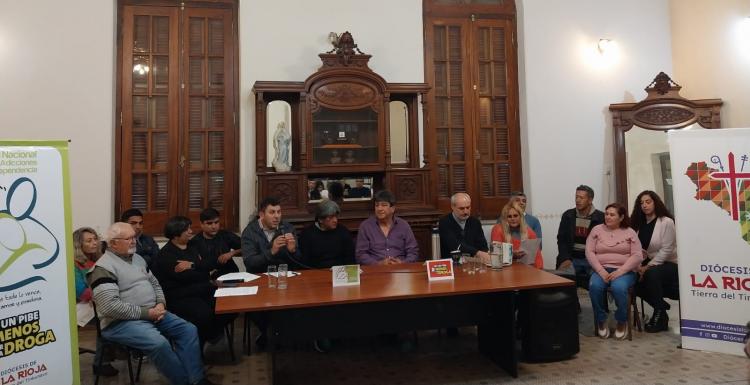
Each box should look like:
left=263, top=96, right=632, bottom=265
left=614, top=322, right=628, bottom=340
left=92, top=363, right=119, bottom=377
left=596, top=322, right=610, bottom=339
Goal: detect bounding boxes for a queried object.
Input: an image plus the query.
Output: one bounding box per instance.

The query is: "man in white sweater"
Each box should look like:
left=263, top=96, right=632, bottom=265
left=87, top=222, right=214, bottom=385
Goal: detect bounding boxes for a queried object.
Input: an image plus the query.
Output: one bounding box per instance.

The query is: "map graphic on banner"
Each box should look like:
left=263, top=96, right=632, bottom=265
left=0, top=142, right=78, bottom=385
left=684, top=152, right=750, bottom=244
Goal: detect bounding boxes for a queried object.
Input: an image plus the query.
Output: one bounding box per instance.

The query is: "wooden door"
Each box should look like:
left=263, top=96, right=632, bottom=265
left=425, top=13, right=521, bottom=219
left=117, top=1, right=238, bottom=235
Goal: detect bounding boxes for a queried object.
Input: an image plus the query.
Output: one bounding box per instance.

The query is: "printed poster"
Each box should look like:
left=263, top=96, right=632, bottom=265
left=668, top=128, right=750, bottom=356
left=0, top=142, right=77, bottom=384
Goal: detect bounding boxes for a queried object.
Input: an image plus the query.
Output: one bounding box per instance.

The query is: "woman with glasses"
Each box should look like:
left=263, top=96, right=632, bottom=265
left=152, top=216, right=234, bottom=346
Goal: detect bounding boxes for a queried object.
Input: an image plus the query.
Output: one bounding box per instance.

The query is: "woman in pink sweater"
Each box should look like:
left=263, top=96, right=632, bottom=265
left=586, top=203, right=642, bottom=340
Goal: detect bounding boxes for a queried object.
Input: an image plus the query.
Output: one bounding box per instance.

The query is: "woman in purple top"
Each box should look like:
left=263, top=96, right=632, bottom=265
left=356, top=190, right=419, bottom=265
left=586, top=203, right=643, bottom=340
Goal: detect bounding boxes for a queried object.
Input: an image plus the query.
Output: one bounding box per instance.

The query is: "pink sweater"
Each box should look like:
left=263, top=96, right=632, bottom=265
left=585, top=224, right=642, bottom=274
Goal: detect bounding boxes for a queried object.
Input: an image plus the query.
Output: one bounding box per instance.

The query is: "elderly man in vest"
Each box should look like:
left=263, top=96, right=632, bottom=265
left=87, top=222, right=214, bottom=385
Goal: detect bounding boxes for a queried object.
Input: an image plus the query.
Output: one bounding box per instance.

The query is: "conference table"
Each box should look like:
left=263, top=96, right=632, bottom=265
left=215, top=262, right=573, bottom=382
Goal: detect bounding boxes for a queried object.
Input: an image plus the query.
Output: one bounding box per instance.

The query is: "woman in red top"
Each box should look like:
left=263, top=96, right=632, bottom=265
left=73, top=227, right=118, bottom=377
left=490, top=201, right=543, bottom=269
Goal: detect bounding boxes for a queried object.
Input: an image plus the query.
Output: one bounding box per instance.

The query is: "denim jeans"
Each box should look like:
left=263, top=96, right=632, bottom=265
left=572, top=257, right=592, bottom=278
left=589, top=267, right=636, bottom=324
left=101, top=312, right=203, bottom=385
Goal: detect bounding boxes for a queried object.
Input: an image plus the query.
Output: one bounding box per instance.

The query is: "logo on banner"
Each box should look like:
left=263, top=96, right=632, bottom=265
left=685, top=152, right=750, bottom=246
left=0, top=177, right=60, bottom=292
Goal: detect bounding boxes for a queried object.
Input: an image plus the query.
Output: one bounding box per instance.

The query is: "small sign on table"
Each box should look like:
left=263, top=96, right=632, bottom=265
left=332, top=264, right=361, bottom=286
left=426, top=259, right=455, bottom=281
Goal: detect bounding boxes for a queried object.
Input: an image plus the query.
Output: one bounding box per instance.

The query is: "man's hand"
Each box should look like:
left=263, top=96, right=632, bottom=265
left=475, top=251, right=491, bottom=265
left=271, top=235, right=288, bottom=255
left=382, top=256, right=402, bottom=265
left=284, top=233, right=297, bottom=253
left=149, top=303, right=167, bottom=322
left=558, top=260, right=573, bottom=270
left=174, top=260, right=193, bottom=273
left=218, top=251, right=233, bottom=264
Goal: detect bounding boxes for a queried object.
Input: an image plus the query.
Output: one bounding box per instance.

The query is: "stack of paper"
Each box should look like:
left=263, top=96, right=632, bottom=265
left=216, top=272, right=260, bottom=283
left=214, top=286, right=258, bottom=297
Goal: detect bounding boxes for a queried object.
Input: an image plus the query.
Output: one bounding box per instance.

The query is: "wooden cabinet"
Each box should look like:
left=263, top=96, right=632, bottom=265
left=253, top=32, right=441, bottom=257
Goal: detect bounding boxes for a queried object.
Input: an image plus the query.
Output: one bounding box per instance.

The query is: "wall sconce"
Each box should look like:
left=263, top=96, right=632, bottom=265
left=597, top=38, right=614, bottom=55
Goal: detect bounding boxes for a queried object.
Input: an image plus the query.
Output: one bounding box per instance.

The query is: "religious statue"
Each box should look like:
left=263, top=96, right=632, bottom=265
left=272, top=121, right=291, bottom=172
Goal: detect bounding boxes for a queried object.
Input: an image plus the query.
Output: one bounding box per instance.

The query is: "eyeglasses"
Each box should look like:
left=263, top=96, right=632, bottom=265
left=111, top=236, right=136, bottom=242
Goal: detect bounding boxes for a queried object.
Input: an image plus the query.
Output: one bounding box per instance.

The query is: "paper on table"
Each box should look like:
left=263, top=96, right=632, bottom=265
left=76, top=302, right=95, bottom=327
left=264, top=271, right=300, bottom=277
left=214, top=286, right=259, bottom=297
left=519, top=238, right=541, bottom=265
left=216, top=272, right=260, bottom=282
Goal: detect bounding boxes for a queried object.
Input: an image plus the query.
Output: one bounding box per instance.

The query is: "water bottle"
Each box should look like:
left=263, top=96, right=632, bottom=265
left=431, top=226, right=440, bottom=260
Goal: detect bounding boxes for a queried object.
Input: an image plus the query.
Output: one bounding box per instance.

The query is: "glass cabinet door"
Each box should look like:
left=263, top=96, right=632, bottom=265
left=311, top=107, right=378, bottom=166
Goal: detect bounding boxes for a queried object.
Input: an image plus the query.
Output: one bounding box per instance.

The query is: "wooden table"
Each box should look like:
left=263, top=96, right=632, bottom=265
left=216, top=262, right=573, bottom=381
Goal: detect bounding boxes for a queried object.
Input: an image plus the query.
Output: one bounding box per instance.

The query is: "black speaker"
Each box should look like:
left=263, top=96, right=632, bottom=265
left=519, top=286, right=579, bottom=362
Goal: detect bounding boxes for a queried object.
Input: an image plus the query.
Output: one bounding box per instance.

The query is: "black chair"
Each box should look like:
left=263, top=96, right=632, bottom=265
left=92, top=303, right=144, bottom=385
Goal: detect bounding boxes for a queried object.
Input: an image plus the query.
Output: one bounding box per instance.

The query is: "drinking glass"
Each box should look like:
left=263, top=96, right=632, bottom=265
left=462, top=253, right=474, bottom=274
left=267, top=265, right=277, bottom=288
left=277, top=264, right=289, bottom=289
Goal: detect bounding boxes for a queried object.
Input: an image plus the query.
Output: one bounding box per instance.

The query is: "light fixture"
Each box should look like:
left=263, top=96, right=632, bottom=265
left=597, top=38, right=613, bottom=54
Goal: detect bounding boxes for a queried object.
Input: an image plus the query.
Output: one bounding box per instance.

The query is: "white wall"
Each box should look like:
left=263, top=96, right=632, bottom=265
left=239, top=0, right=424, bottom=224
left=0, top=0, right=116, bottom=235
left=671, top=0, right=750, bottom=129
left=517, top=0, right=673, bottom=267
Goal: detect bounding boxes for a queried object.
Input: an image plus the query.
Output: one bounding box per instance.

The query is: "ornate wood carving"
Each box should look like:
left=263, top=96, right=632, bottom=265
left=609, top=72, right=723, bottom=205
left=633, top=106, right=695, bottom=127
left=314, top=82, right=376, bottom=108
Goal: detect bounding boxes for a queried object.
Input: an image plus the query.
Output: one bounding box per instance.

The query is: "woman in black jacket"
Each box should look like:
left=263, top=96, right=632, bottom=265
left=153, top=216, right=234, bottom=345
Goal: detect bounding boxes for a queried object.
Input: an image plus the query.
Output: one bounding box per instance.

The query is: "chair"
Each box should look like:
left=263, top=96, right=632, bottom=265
left=224, top=320, right=236, bottom=361
left=92, top=303, right=144, bottom=385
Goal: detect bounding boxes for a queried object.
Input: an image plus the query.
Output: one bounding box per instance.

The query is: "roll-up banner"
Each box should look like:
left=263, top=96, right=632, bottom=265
left=0, top=141, right=78, bottom=384
left=668, top=128, right=750, bottom=356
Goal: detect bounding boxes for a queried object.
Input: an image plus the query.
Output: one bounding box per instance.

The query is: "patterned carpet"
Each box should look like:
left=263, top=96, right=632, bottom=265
left=78, top=289, right=750, bottom=385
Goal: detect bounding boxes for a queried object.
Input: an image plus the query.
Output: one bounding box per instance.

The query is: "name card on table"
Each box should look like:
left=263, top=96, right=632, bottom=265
left=426, top=259, right=454, bottom=281
left=332, top=264, right=361, bottom=286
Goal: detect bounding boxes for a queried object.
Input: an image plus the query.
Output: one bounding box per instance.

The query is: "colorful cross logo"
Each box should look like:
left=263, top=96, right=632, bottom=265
left=709, top=152, right=750, bottom=221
